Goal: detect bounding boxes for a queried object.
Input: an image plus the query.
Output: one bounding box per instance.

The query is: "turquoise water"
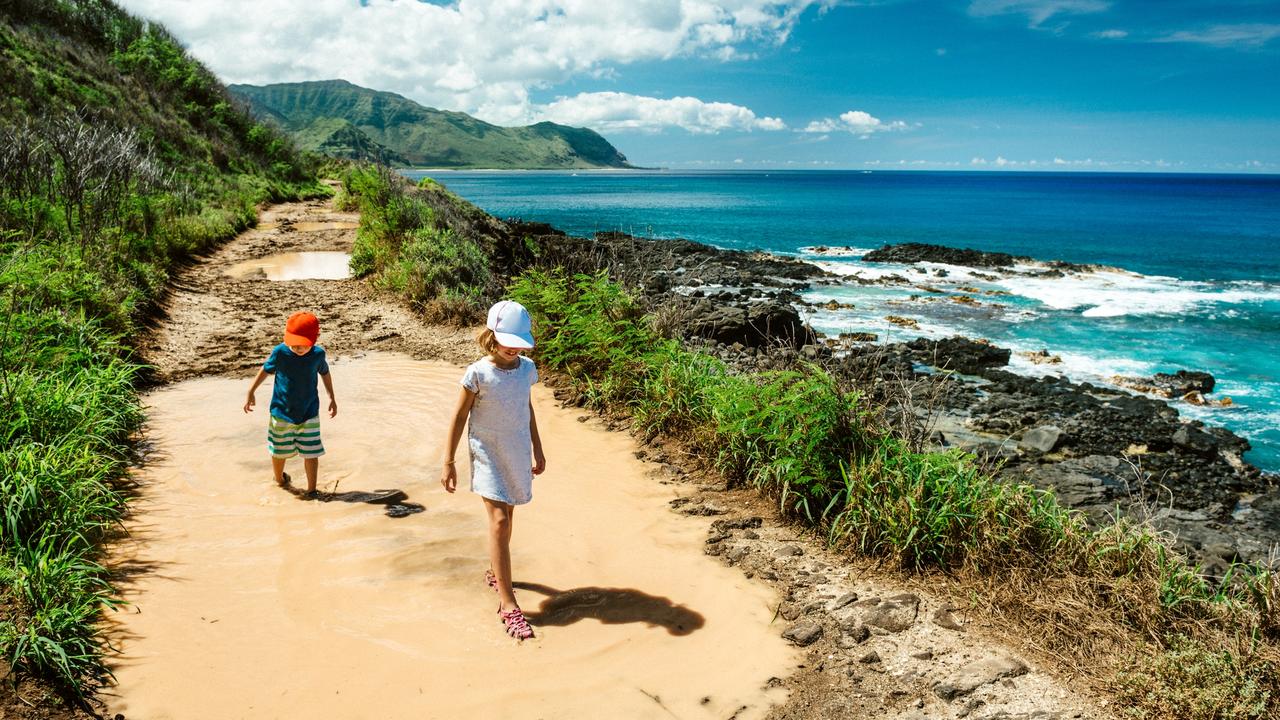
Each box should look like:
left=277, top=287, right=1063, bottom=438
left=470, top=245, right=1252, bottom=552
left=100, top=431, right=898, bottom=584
left=402, top=170, right=1280, bottom=472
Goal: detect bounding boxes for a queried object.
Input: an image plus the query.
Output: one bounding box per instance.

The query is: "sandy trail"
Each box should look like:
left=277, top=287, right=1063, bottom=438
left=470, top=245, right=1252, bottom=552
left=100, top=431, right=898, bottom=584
left=109, top=189, right=1110, bottom=720
left=107, top=196, right=797, bottom=719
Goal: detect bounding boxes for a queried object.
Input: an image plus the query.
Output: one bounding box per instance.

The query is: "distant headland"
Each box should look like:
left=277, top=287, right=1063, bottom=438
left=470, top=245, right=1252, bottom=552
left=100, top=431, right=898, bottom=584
left=230, top=79, right=635, bottom=170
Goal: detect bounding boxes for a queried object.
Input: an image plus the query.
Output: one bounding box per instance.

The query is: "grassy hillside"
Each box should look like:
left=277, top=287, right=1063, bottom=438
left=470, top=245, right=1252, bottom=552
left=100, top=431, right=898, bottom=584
left=295, top=116, right=409, bottom=166
left=231, top=79, right=634, bottom=169
left=0, top=0, right=321, bottom=703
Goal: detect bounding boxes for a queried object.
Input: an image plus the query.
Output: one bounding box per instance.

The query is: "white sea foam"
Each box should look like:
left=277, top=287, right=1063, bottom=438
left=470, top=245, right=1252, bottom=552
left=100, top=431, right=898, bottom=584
left=994, top=269, right=1280, bottom=318
left=803, top=307, right=955, bottom=342
left=913, top=262, right=1004, bottom=285
left=800, top=245, right=875, bottom=258
left=810, top=260, right=907, bottom=280
left=1006, top=345, right=1156, bottom=382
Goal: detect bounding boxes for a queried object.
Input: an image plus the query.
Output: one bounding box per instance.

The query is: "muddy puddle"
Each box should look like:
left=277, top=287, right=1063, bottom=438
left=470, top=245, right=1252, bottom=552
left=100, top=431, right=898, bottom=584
left=106, top=352, right=795, bottom=719
left=256, top=220, right=360, bottom=232
left=225, top=251, right=352, bottom=281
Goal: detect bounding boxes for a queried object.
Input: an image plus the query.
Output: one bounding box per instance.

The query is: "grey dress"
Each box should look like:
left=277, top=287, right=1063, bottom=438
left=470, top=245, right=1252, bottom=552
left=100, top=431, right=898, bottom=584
left=461, top=356, right=539, bottom=505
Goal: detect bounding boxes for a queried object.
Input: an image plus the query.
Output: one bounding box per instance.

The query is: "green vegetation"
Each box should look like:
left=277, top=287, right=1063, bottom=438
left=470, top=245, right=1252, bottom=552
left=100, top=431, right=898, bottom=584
left=340, top=165, right=532, bottom=323
left=507, top=269, right=1279, bottom=720
left=336, top=163, right=1278, bottom=718
left=1, top=0, right=321, bottom=697
left=230, top=79, right=634, bottom=169
left=1118, top=635, right=1272, bottom=719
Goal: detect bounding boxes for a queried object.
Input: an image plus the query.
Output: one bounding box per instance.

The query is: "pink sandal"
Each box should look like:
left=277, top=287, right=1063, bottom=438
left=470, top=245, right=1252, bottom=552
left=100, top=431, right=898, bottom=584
left=499, top=606, right=534, bottom=640
left=484, top=569, right=498, bottom=592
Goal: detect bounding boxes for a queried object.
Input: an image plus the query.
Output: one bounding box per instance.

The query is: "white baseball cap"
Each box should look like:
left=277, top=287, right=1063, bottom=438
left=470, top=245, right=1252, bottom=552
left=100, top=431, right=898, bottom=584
left=487, top=300, right=535, bottom=349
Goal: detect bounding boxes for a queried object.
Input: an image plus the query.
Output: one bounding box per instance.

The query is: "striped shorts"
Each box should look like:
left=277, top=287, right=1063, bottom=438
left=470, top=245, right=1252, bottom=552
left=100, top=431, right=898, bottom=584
left=267, top=416, right=324, bottom=458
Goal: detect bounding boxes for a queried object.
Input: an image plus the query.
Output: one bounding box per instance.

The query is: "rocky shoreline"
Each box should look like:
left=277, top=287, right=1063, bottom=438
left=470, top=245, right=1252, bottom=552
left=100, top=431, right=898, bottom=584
left=515, top=223, right=1277, bottom=574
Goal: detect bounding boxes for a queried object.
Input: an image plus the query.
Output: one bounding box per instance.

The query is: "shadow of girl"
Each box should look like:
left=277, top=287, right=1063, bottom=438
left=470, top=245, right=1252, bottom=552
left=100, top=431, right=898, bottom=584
left=515, top=582, right=706, bottom=636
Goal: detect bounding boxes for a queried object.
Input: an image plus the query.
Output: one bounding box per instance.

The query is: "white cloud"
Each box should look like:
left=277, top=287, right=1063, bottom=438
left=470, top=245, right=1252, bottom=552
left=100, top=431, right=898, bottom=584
left=1093, top=29, right=1127, bottom=39
left=538, top=92, right=786, bottom=133
left=800, top=110, right=908, bottom=137
left=967, top=0, right=1109, bottom=28
left=1153, top=24, right=1280, bottom=49
left=116, top=0, right=829, bottom=126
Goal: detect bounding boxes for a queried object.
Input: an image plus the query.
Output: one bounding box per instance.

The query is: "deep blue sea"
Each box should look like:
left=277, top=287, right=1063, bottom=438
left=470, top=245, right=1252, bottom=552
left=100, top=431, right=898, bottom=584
left=402, top=170, right=1280, bottom=472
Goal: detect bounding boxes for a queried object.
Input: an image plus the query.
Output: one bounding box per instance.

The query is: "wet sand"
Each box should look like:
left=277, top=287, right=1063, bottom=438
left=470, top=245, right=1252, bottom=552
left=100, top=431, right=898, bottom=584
left=107, top=353, right=795, bottom=719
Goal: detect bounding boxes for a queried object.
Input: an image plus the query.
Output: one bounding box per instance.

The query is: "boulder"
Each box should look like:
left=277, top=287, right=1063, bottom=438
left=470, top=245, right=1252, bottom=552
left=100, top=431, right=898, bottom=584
left=862, top=242, right=1024, bottom=268
left=682, top=300, right=814, bottom=349
left=1172, top=424, right=1218, bottom=458
left=931, top=607, right=964, bottom=631
left=782, top=620, right=823, bottom=646
left=1154, top=370, right=1215, bottom=395
left=860, top=594, right=920, bottom=633
left=907, top=336, right=1011, bottom=375
left=933, top=655, right=1028, bottom=700
left=1018, top=426, right=1062, bottom=453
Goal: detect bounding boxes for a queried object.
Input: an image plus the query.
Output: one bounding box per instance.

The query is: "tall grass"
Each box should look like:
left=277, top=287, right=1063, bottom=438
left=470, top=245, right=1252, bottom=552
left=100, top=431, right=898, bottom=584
left=340, top=164, right=535, bottom=324
left=509, top=268, right=1279, bottom=719
left=1, top=0, right=324, bottom=696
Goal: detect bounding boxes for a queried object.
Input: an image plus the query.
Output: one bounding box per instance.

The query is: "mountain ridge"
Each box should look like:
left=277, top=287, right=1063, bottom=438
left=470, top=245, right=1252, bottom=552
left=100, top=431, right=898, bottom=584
left=230, top=79, right=633, bottom=169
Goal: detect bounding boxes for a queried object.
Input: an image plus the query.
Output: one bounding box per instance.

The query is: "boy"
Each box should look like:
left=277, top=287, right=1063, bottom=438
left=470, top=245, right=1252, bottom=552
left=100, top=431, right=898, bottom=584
left=243, top=311, right=337, bottom=498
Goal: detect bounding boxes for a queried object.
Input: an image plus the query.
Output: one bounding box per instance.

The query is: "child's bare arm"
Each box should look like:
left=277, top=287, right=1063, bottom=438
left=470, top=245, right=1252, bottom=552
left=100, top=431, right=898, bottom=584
left=440, top=386, right=476, bottom=493
left=243, top=368, right=270, bottom=413
left=529, top=400, right=545, bottom=475
left=320, top=371, right=337, bottom=418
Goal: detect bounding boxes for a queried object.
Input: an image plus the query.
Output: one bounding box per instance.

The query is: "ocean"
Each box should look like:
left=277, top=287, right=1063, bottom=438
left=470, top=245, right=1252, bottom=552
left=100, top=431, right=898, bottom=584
left=400, top=169, right=1280, bottom=473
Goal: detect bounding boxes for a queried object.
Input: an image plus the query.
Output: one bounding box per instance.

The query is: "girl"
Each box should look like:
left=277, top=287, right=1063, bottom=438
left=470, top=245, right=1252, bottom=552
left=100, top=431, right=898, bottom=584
left=440, top=300, right=546, bottom=640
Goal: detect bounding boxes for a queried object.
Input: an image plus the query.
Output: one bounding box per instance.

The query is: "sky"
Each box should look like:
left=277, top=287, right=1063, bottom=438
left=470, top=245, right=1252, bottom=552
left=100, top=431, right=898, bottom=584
left=116, top=0, right=1280, bottom=172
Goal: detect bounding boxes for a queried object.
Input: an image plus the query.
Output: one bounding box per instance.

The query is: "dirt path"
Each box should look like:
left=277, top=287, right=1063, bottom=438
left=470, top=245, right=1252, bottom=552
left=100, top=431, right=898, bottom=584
left=137, top=194, right=474, bottom=383
left=110, top=190, right=1111, bottom=720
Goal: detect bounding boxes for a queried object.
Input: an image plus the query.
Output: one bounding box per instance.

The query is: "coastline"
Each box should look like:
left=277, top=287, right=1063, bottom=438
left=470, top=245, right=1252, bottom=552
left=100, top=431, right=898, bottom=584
left=510, top=224, right=1277, bottom=574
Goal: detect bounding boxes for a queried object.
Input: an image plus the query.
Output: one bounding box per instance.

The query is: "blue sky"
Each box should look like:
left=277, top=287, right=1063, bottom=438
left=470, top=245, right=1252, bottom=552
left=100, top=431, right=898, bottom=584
left=120, top=0, right=1280, bottom=171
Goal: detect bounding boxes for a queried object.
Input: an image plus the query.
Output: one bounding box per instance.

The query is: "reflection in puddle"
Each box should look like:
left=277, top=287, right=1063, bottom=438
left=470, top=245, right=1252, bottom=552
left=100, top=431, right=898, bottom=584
left=225, top=252, right=352, bottom=281
left=292, top=221, right=359, bottom=232
left=255, top=221, right=359, bottom=232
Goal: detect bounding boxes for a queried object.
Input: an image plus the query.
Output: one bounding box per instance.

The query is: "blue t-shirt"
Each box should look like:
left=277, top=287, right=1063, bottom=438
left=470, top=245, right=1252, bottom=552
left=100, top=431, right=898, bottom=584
left=263, top=343, right=329, bottom=424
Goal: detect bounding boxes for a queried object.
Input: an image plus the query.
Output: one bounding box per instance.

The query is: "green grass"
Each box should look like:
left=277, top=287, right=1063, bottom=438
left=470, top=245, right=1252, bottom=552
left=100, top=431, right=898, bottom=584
left=340, top=164, right=535, bottom=324
left=1, top=0, right=324, bottom=697
left=507, top=268, right=1279, bottom=720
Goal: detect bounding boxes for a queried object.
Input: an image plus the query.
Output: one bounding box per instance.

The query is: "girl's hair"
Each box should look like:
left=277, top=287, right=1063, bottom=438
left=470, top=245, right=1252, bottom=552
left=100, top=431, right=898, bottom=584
left=476, top=327, right=499, bottom=354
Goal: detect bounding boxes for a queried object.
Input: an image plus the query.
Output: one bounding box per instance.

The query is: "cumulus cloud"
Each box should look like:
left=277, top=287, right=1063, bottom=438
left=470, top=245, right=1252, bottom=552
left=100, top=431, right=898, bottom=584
left=967, top=0, right=1110, bottom=28
left=116, top=0, right=831, bottom=126
left=537, top=92, right=786, bottom=133
left=1153, top=24, right=1280, bottom=48
left=800, top=110, right=908, bottom=137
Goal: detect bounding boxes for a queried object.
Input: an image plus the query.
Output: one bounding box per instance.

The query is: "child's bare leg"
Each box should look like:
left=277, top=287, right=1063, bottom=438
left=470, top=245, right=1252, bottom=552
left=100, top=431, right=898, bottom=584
left=272, top=457, right=287, bottom=485
left=303, top=457, right=318, bottom=492
left=484, top=499, right=518, bottom=611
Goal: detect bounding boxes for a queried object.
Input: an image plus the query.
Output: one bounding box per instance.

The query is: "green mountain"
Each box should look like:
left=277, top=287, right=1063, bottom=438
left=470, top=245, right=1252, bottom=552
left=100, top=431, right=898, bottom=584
left=230, top=79, right=634, bottom=169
